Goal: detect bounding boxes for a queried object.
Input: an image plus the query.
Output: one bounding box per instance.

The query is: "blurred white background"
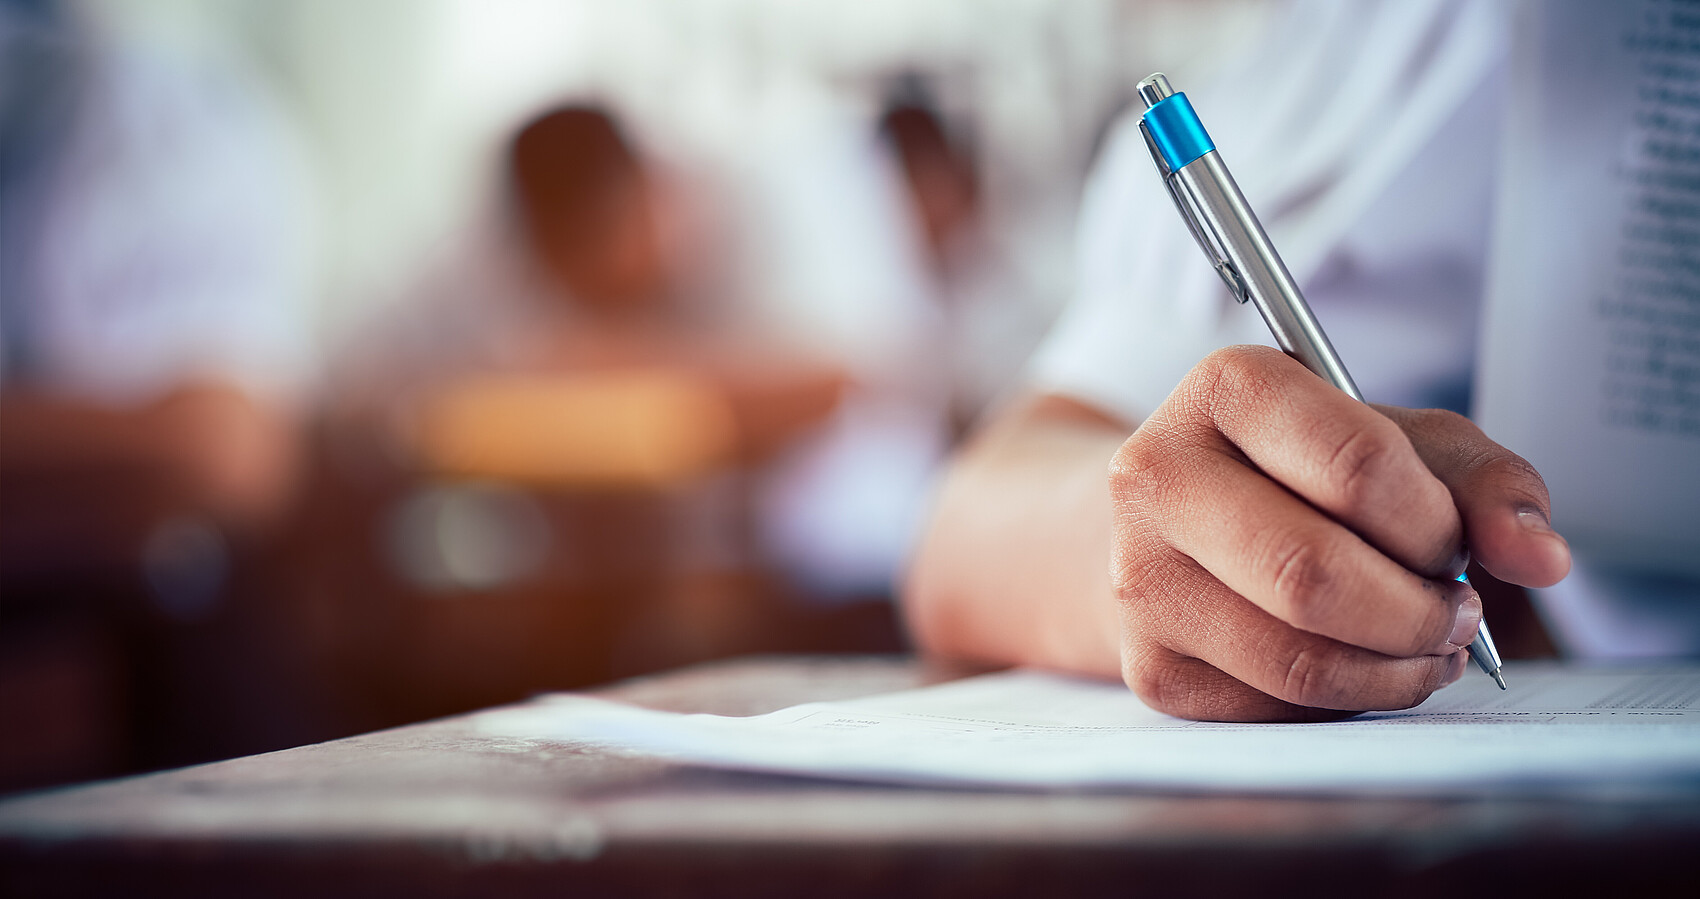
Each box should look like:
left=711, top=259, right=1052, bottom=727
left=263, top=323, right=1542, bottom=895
left=82, top=0, right=1267, bottom=341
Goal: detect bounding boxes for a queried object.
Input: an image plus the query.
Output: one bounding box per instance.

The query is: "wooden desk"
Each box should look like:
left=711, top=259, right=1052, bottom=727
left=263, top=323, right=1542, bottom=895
left=2, top=655, right=1695, bottom=897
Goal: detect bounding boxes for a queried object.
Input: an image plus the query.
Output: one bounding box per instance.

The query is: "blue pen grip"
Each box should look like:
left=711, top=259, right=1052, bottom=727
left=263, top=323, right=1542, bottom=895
left=1143, top=92, right=1215, bottom=172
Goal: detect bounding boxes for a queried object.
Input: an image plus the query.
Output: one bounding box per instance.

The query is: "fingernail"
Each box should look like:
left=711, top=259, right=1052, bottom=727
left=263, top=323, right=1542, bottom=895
left=1442, top=649, right=1469, bottom=687
left=1448, top=595, right=1483, bottom=648
left=1517, top=509, right=1554, bottom=535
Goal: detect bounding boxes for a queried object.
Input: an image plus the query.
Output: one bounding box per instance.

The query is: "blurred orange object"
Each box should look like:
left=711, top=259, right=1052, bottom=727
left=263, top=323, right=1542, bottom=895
left=415, top=370, right=738, bottom=488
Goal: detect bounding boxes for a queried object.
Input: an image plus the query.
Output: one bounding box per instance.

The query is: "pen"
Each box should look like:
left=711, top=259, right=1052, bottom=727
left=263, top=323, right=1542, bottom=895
left=1135, top=72, right=1506, bottom=690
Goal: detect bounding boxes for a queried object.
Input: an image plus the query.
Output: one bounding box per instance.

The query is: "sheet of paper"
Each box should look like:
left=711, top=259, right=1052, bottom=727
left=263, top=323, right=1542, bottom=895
left=1476, top=0, right=1700, bottom=576
left=476, top=663, right=1700, bottom=795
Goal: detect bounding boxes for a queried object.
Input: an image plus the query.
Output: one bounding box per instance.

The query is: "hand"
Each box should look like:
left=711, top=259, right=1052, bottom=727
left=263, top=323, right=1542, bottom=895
left=1108, top=346, right=1571, bottom=721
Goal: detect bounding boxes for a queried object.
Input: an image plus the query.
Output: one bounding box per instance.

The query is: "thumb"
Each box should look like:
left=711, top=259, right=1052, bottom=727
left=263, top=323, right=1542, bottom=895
left=1376, top=406, right=1571, bottom=588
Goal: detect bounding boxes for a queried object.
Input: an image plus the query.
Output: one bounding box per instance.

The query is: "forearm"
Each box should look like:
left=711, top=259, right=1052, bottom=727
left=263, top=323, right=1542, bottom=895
left=902, top=394, right=1128, bottom=678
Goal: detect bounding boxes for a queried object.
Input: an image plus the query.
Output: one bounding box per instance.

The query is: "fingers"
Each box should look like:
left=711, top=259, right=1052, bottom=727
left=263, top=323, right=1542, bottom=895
left=1379, top=406, right=1572, bottom=588
left=1179, top=346, right=1467, bottom=579
left=1122, top=644, right=1358, bottom=723
left=1105, top=345, right=1555, bottom=721
left=1114, top=417, right=1479, bottom=657
left=1115, top=346, right=1478, bottom=657
left=1115, top=545, right=1467, bottom=718
left=1123, top=640, right=1467, bottom=723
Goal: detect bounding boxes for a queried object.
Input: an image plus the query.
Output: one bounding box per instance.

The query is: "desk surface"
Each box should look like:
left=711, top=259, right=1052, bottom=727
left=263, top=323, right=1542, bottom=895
left=2, top=655, right=1696, bottom=897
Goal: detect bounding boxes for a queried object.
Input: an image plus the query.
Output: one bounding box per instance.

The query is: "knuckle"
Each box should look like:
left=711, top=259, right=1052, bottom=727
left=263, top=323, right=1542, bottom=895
left=1265, top=535, right=1337, bottom=631
left=1451, top=444, right=1554, bottom=520
left=1434, top=410, right=1549, bottom=493
left=1322, top=421, right=1403, bottom=514
left=1108, top=427, right=1200, bottom=543
left=1277, top=646, right=1345, bottom=709
left=1473, top=449, right=1551, bottom=504
left=1109, top=533, right=1176, bottom=605
left=1122, top=646, right=1193, bottom=716
left=1192, top=346, right=1284, bottom=420
left=1108, top=434, right=1168, bottom=504
left=1390, top=405, right=1478, bottom=455
left=1189, top=346, right=1245, bottom=396
left=1410, top=406, right=1474, bottom=438
left=1201, top=344, right=1278, bottom=379
left=1434, top=409, right=1477, bottom=437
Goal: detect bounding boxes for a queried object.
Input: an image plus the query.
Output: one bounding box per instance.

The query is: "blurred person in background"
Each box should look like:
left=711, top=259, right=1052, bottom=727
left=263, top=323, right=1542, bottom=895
left=0, top=0, right=316, bottom=788
left=337, top=104, right=846, bottom=470
left=327, top=103, right=855, bottom=692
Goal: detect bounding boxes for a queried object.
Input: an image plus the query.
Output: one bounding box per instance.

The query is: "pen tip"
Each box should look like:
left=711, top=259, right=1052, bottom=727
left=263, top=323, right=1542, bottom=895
left=1491, top=670, right=1507, bottom=691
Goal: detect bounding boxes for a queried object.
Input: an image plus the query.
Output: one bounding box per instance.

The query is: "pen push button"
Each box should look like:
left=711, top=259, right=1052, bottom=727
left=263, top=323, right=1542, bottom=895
left=1137, top=75, right=1249, bottom=305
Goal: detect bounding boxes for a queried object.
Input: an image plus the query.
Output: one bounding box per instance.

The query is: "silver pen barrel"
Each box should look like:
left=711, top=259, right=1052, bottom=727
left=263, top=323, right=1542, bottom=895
left=1171, top=156, right=1364, bottom=402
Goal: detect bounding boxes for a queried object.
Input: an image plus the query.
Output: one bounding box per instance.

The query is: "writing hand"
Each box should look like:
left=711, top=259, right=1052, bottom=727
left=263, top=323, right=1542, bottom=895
left=1108, top=346, right=1571, bottom=721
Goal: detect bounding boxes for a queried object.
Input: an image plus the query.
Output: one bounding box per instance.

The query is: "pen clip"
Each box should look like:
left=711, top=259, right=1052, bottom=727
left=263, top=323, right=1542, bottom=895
left=1139, top=118, right=1250, bottom=304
